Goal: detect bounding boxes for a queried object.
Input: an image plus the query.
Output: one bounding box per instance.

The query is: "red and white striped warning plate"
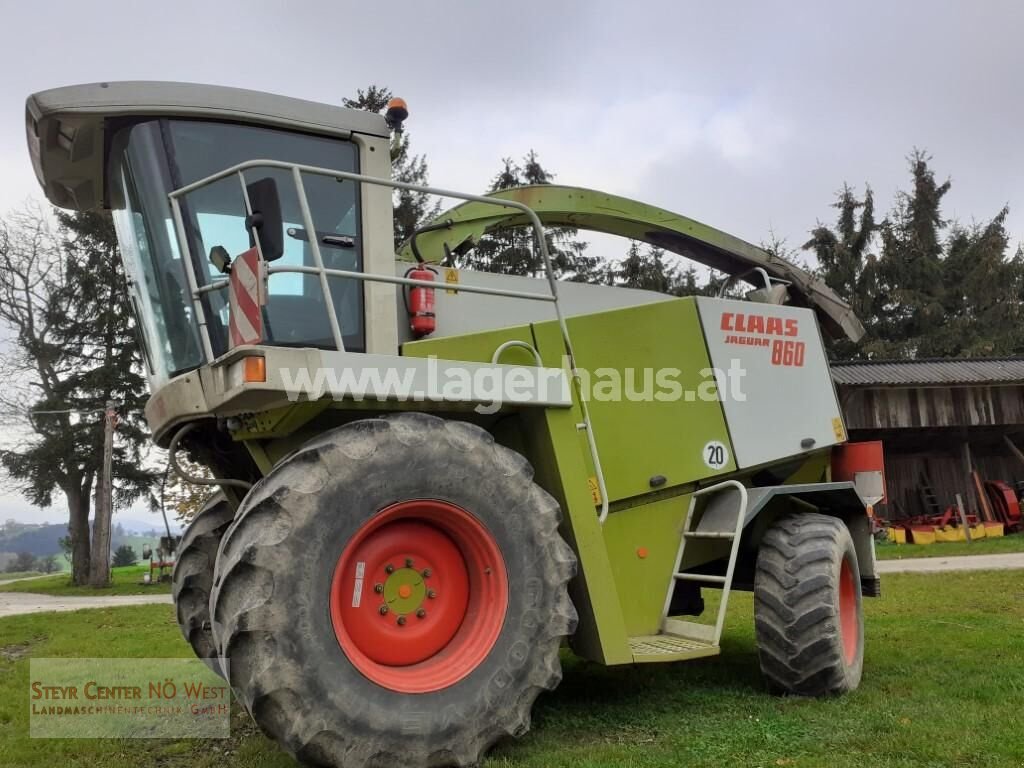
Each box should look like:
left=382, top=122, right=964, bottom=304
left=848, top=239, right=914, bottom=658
left=228, top=247, right=264, bottom=347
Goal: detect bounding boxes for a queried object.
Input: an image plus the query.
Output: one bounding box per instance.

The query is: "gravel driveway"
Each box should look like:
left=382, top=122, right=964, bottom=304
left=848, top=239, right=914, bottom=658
left=875, top=552, right=1024, bottom=574
left=0, top=592, right=172, bottom=618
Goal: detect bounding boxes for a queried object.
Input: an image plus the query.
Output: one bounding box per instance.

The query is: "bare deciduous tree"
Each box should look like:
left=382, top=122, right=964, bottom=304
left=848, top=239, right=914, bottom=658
left=0, top=204, right=155, bottom=586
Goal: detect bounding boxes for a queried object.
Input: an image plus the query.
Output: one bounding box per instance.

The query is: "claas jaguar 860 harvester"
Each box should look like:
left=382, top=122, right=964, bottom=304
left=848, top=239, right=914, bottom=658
left=26, top=82, right=883, bottom=768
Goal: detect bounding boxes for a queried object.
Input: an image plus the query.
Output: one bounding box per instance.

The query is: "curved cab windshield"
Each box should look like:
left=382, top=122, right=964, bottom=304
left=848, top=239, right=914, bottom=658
left=111, top=118, right=363, bottom=381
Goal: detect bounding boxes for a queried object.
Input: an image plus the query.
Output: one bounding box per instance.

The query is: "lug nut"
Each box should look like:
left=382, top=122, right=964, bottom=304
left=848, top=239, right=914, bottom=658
left=384, top=564, right=394, bottom=574
left=416, top=609, right=426, bottom=619
left=373, top=583, right=384, bottom=593
left=397, top=616, right=407, bottom=626
left=427, top=589, right=437, bottom=599
left=378, top=605, right=388, bottom=615
left=421, top=568, right=431, bottom=578
left=405, top=558, right=414, bottom=568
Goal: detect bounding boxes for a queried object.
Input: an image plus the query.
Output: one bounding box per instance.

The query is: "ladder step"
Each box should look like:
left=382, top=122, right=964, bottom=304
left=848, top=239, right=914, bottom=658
left=673, top=573, right=728, bottom=584
left=662, top=618, right=718, bottom=644
left=684, top=531, right=736, bottom=539
left=629, top=633, right=719, bottom=662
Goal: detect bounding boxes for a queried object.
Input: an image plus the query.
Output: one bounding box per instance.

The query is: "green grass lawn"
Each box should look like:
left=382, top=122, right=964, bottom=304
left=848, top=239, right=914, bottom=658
left=875, top=530, right=1024, bottom=559
left=1, top=569, right=1022, bottom=767
left=0, top=571, right=43, bottom=582
left=0, top=564, right=171, bottom=596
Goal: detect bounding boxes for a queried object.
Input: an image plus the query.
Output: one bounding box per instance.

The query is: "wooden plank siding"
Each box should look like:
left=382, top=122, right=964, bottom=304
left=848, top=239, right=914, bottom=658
left=867, top=448, right=1023, bottom=520
left=838, top=383, right=1024, bottom=520
left=839, top=385, right=1024, bottom=430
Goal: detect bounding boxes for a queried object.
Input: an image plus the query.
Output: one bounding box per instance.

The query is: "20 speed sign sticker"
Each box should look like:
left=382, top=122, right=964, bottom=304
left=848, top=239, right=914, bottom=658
left=703, top=440, right=729, bottom=470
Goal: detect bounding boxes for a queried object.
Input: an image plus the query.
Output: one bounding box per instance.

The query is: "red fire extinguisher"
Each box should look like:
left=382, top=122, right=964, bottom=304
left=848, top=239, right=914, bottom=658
left=406, top=266, right=437, bottom=338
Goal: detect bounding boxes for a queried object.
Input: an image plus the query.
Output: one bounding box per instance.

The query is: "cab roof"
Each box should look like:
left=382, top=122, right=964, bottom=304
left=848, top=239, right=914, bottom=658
left=25, top=81, right=389, bottom=211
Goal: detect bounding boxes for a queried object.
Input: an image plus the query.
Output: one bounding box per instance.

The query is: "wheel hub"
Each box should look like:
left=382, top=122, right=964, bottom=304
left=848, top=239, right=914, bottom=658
left=329, top=500, right=508, bottom=693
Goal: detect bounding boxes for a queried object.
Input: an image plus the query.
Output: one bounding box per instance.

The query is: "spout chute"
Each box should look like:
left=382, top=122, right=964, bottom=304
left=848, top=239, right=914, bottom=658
left=399, top=185, right=863, bottom=342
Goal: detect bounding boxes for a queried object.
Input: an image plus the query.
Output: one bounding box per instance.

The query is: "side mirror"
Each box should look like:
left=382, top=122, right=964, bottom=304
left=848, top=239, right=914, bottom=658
left=245, top=177, right=284, bottom=261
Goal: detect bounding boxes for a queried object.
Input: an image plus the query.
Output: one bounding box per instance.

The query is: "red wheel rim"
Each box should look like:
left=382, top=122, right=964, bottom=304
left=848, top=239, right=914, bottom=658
left=838, top=557, right=859, bottom=666
left=329, top=500, right=508, bottom=693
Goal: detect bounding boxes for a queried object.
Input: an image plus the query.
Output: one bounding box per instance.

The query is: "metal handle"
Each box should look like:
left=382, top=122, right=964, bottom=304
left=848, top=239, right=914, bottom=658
left=491, top=340, right=543, bottom=367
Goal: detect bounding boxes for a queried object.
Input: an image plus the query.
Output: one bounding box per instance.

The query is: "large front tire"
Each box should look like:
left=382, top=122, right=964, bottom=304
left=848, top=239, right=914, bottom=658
left=211, top=413, right=577, bottom=768
left=754, top=513, right=864, bottom=696
left=172, top=493, right=234, bottom=673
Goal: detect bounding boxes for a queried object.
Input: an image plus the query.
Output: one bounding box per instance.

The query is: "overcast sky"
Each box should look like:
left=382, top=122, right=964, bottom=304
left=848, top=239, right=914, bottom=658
left=1, top=0, right=1022, bottom=523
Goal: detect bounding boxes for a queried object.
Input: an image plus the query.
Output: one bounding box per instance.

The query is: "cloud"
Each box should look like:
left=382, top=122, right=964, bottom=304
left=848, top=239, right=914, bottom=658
left=2, top=0, right=1021, bottom=248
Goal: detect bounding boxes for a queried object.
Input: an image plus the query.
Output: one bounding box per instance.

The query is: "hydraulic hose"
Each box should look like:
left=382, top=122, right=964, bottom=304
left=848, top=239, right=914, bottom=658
left=168, top=422, right=254, bottom=493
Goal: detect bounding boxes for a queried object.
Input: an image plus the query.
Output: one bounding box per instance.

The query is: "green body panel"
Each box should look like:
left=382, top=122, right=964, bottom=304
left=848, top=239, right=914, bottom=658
left=231, top=399, right=333, bottom=442
left=520, top=408, right=633, bottom=664
left=543, top=299, right=735, bottom=503
left=601, top=495, right=691, bottom=636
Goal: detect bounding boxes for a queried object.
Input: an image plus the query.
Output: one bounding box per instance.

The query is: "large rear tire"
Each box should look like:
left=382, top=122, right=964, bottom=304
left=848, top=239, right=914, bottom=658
left=754, top=513, right=864, bottom=696
left=211, top=413, right=577, bottom=768
left=172, top=493, right=234, bottom=673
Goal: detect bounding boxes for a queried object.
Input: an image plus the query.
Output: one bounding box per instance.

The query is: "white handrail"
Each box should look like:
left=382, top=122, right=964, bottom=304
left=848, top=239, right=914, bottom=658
left=491, top=340, right=543, bottom=367
left=167, top=159, right=610, bottom=522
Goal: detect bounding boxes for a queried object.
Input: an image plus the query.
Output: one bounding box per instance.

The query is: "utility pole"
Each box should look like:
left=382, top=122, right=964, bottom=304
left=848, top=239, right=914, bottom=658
left=89, top=401, right=117, bottom=587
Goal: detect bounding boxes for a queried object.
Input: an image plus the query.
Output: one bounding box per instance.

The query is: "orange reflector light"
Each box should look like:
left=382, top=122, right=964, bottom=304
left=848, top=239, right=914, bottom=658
left=243, top=356, right=266, bottom=383
left=387, top=97, right=408, bottom=112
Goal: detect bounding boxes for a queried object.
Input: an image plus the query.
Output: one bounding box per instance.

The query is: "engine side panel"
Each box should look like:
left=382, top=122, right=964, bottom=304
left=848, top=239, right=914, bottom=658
left=696, top=297, right=846, bottom=469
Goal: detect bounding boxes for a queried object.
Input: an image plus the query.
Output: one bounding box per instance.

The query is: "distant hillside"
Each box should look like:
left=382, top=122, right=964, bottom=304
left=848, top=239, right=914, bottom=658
left=116, top=518, right=182, bottom=536
left=0, top=519, right=170, bottom=562
left=0, top=522, right=67, bottom=558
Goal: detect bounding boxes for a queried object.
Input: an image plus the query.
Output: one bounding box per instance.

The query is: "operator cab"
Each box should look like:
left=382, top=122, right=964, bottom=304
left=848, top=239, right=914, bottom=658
left=26, top=82, right=396, bottom=385
left=112, top=119, right=365, bottom=374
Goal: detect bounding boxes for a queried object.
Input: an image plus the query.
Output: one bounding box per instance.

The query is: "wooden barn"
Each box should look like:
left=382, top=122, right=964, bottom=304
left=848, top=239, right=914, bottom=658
left=831, top=357, right=1024, bottom=521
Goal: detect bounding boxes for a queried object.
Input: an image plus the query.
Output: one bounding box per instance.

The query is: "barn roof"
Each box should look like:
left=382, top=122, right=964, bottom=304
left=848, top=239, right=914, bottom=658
left=830, top=357, right=1024, bottom=386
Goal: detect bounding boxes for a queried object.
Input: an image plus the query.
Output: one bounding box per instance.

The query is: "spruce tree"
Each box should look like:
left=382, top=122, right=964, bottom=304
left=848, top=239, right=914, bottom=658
left=875, top=151, right=949, bottom=357
left=805, top=150, right=1023, bottom=359
left=803, top=184, right=879, bottom=359
left=936, top=208, right=1024, bottom=356
left=464, top=151, right=602, bottom=282
left=612, top=241, right=711, bottom=296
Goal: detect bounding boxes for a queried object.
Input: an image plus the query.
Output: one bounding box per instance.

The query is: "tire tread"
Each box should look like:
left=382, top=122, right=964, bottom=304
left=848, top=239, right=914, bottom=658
left=210, top=413, right=577, bottom=768
left=753, top=512, right=863, bottom=697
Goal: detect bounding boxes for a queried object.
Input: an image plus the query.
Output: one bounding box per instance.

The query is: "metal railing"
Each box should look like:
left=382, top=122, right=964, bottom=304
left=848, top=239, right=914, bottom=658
left=166, top=160, right=611, bottom=522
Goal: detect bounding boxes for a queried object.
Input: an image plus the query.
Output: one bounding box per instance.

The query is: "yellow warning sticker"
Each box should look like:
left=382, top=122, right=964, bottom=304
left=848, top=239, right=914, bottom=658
left=587, top=476, right=602, bottom=505
left=831, top=417, right=846, bottom=442
left=444, top=267, right=459, bottom=295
